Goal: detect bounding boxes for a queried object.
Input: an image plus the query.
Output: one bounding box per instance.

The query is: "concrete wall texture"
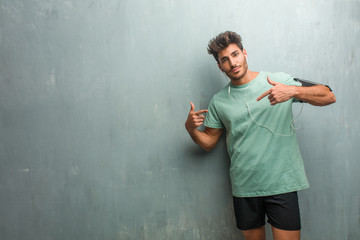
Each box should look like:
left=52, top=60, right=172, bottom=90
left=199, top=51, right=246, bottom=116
left=0, top=0, right=359, bottom=239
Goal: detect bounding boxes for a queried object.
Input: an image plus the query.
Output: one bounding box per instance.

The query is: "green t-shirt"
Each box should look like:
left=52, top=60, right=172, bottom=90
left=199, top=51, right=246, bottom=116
left=204, top=71, right=309, bottom=197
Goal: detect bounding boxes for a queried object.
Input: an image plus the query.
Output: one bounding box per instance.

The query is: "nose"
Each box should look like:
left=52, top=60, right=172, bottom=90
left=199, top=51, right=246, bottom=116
left=228, top=57, right=235, bottom=67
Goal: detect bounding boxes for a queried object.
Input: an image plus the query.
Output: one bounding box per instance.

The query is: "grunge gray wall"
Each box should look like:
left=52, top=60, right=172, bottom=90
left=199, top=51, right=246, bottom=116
left=0, top=0, right=359, bottom=239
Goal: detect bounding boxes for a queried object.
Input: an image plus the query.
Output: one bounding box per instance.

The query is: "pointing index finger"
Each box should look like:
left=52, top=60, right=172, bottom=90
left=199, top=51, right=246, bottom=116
left=194, top=109, right=208, bottom=115
left=257, top=89, right=271, bottom=101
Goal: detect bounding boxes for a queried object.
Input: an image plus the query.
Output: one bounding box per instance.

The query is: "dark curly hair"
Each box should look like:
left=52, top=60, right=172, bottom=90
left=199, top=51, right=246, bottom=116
left=207, top=31, right=243, bottom=63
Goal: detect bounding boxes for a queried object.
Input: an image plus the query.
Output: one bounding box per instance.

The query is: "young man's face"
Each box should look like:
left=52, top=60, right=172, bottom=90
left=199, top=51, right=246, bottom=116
left=217, top=43, right=248, bottom=81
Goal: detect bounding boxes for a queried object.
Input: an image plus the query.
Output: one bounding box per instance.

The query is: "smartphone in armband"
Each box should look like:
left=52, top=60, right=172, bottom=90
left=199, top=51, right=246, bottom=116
left=294, top=78, right=333, bottom=92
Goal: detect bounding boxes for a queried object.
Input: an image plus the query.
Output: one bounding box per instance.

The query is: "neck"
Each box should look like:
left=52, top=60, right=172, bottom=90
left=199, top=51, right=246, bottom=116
left=231, top=70, right=259, bottom=86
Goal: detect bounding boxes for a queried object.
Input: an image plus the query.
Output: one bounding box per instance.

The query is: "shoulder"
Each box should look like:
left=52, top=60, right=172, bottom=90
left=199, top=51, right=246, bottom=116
left=207, top=84, right=229, bottom=111
left=268, top=72, right=293, bottom=82
left=266, top=71, right=301, bottom=86
left=211, top=84, right=229, bottom=101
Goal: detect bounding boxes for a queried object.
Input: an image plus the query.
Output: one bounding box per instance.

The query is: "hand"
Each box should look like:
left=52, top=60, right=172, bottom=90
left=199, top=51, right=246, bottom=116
left=257, top=77, right=296, bottom=105
left=185, top=102, right=208, bottom=131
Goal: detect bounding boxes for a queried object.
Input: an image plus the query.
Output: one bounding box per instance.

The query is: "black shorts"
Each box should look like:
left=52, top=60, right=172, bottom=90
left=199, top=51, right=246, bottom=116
left=233, top=192, right=301, bottom=231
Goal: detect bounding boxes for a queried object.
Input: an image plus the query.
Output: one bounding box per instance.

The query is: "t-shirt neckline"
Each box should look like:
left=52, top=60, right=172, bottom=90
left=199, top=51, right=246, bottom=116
left=229, top=71, right=263, bottom=89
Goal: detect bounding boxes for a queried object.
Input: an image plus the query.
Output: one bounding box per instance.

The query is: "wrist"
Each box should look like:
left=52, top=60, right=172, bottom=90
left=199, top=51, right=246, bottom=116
left=185, top=123, right=196, bottom=133
left=292, top=86, right=300, bottom=98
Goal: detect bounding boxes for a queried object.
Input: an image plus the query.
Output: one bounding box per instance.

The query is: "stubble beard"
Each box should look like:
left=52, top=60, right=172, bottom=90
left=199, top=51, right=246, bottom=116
left=227, top=64, right=248, bottom=82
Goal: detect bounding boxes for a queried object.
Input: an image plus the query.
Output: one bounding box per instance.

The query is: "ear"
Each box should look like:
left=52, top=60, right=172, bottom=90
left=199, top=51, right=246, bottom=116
left=242, top=49, right=247, bottom=57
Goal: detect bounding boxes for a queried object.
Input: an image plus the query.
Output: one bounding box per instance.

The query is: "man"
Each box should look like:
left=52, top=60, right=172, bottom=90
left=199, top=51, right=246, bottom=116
left=185, top=31, right=336, bottom=240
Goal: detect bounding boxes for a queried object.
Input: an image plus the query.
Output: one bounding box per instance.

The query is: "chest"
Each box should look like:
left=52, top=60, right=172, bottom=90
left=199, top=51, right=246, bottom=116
left=217, top=86, right=293, bottom=133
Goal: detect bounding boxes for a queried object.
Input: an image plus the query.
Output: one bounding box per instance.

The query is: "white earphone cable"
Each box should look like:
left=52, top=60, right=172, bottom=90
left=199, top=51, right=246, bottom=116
left=227, top=78, right=304, bottom=137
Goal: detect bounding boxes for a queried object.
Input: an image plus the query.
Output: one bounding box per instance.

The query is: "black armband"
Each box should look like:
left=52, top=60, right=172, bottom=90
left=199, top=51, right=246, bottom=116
left=294, top=78, right=333, bottom=92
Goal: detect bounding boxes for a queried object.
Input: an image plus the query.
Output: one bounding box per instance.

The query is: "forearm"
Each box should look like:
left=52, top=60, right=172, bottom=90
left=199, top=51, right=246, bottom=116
left=185, top=102, right=223, bottom=151
left=186, top=127, right=220, bottom=152
left=293, top=85, right=336, bottom=106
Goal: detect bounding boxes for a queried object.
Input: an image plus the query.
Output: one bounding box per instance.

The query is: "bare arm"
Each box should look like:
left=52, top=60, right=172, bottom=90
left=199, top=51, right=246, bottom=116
left=185, top=102, right=223, bottom=152
left=257, top=77, right=336, bottom=106
left=292, top=84, right=336, bottom=106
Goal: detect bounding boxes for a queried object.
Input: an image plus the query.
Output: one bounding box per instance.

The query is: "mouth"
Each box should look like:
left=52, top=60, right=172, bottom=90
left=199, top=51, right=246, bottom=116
left=231, top=66, right=241, bottom=73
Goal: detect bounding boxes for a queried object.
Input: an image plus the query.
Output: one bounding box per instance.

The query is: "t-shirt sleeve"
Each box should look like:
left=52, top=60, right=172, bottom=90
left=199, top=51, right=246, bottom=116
left=204, top=97, right=224, bottom=129
left=279, top=72, right=302, bottom=87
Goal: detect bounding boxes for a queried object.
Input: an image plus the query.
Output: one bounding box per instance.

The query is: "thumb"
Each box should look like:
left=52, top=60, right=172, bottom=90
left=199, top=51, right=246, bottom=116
left=189, top=102, right=195, bottom=112
left=267, top=77, right=277, bottom=86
